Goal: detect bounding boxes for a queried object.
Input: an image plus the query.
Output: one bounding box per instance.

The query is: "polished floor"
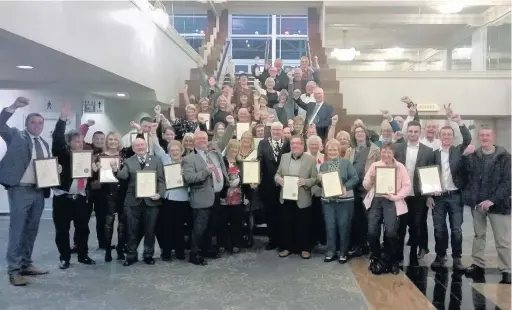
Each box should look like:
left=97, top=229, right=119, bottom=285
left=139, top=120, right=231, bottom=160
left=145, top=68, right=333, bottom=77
left=0, top=205, right=510, bottom=310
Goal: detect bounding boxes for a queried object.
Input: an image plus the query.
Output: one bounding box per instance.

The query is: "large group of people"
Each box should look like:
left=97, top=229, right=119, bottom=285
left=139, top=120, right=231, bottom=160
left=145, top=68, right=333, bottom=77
left=0, top=55, right=510, bottom=289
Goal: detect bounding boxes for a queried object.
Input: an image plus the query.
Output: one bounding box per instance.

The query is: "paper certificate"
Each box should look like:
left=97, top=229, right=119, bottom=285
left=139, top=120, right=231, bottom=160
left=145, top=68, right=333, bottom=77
left=244, top=150, right=257, bottom=160
left=136, top=171, right=157, bottom=198
left=99, top=156, right=119, bottom=183
left=71, top=150, right=93, bottom=178
left=242, top=161, right=260, bottom=184
left=253, top=138, right=263, bottom=150
left=130, top=132, right=150, bottom=153
left=198, top=113, right=211, bottom=130
left=321, top=171, right=344, bottom=198
left=34, top=157, right=61, bottom=188
left=236, top=122, right=251, bottom=140
left=164, top=164, right=184, bottom=189
left=418, top=165, right=443, bottom=194
left=283, top=176, right=299, bottom=201
left=375, top=167, right=397, bottom=195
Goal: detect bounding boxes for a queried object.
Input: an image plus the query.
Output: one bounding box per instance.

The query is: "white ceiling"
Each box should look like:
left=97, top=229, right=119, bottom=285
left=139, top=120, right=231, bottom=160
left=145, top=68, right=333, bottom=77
left=0, top=29, right=155, bottom=101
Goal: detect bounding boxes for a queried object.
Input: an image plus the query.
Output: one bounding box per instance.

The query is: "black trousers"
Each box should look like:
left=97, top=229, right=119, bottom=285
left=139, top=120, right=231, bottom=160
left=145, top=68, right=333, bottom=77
left=103, top=191, right=127, bottom=253
left=350, top=193, right=368, bottom=249
left=260, top=186, right=281, bottom=247
left=367, top=197, right=400, bottom=263
left=53, top=195, right=90, bottom=261
left=399, top=196, right=427, bottom=260
left=155, top=200, right=189, bottom=255
left=311, top=196, right=326, bottom=245
left=125, top=202, right=159, bottom=260
left=190, top=208, right=213, bottom=257
left=218, top=204, right=245, bottom=249
left=280, top=200, right=312, bottom=253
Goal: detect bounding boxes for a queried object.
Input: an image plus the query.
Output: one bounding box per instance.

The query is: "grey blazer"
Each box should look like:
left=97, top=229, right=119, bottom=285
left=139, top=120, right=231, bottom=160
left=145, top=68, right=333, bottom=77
left=115, top=154, right=166, bottom=207
left=0, top=108, right=51, bottom=189
left=275, top=152, right=318, bottom=208
left=182, top=149, right=228, bottom=209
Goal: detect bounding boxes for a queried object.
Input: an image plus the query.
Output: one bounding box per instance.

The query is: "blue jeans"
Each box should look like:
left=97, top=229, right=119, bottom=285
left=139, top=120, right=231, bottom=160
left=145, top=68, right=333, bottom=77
left=433, top=192, right=463, bottom=258
left=322, top=200, right=354, bottom=257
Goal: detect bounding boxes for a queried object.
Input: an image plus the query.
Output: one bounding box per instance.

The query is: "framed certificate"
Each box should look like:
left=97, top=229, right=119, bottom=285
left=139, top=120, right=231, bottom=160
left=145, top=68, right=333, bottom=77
left=236, top=122, right=251, bottom=140
left=242, top=160, right=260, bottom=184
left=71, top=150, right=93, bottom=178
left=418, top=165, right=443, bottom=194
left=253, top=137, right=263, bottom=150
left=136, top=171, right=157, bottom=198
left=34, top=157, right=61, bottom=188
left=130, top=132, right=150, bottom=153
left=99, top=156, right=120, bottom=183
left=198, top=113, right=211, bottom=130
left=164, top=163, right=184, bottom=189
left=321, top=171, right=344, bottom=198
left=375, top=167, right=397, bottom=195
left=283, top=176, right=299, bottom=201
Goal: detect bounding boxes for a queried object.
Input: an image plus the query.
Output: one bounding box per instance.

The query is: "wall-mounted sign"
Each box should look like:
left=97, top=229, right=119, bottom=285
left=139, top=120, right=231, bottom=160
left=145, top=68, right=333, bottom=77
left=82, top=98, right=105, bottom=113
left=416, top=103, right=440, bottom=112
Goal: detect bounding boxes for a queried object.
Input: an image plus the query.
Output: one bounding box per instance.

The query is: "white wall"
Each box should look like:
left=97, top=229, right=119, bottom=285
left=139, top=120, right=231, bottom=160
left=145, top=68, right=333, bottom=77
left=338, top=71, right=511, bottom=117
left=0, top=1, right=202, bottom=104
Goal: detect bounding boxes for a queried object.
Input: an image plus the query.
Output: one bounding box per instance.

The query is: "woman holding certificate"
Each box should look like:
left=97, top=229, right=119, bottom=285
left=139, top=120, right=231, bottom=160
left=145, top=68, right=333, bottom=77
left=150, top=129, right=189, bottom=261
left=362, top=143, right=411, bottom=275
left=317, top=139, right=359, bottom=264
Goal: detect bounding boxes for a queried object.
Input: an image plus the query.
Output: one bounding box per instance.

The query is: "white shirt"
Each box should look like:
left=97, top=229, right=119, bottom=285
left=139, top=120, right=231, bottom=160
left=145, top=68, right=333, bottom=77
left=405, top=142, right=420, bottom=196
left=20, top=133, right=50, bottom=184
left=309, top=101, right=324, bottom=125
left=298, top=93, right=314, bottom=120
left=53, top=179, right=88, bottom=196
left=440, top=148, right=458, bottom=191
left=0, top=136, right=6, bottom=162
left=421, top=137, right=441, bottom=151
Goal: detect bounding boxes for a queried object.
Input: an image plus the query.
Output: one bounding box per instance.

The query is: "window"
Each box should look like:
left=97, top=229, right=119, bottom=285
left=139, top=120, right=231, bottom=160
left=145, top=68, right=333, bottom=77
left=276, top=16, right=308, bottom=35
left=231, top=15, right=272, bottom=35
left=234, top=65, right=249, bottom=73
left=277, top=38, right=308, bottom=60
left=232, top=38, right=272, bottom=59
left=183, top=36, right=204, bottom=52
left=172, top=15, right=207, bottom=35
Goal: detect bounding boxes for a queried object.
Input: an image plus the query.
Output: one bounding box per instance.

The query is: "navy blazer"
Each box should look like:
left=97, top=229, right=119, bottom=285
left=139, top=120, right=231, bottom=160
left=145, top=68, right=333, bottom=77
left=0, top=108, right=51, bottom=197
left=294, top=99, right=333, bottom=140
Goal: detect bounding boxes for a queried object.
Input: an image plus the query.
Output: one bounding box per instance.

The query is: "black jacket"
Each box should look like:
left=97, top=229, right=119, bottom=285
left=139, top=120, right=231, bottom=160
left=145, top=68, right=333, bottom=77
left=463, top=146, right=511, bottom=215
left=256, top=138, right=290, bottom=195
left=394, top=142, right=435, bottom=196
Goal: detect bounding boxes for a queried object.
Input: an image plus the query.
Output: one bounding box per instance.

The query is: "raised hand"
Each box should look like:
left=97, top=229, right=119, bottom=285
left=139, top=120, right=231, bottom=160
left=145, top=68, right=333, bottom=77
left=293, top=89, right=302, bottom=98
left=60, top=103, right=73, bottom=120
left=380, top=110, right=392, bottom=121
left=444, top=103, right=453, bottom=118
left=450, top=113, right=462, bottom=124
left=180, top=85, right=188, bottom=94
left=401, top=96, right=414, bottom=107
left=331, top=115, right=339, bottom=125
left=226, top=115, right=235, bottom=125
left=154, top=105, right=161, bottom=116
left=408, top=104, right=417, bottom=117
left=150, top=123, right=158, bottom=135
left=130, top=121, right=142, bottom=132
left=11, top=97, right=30, bottom=109
left=86, top=119, right=95, bottom=127
left=169, top=99, right=176, bottom=107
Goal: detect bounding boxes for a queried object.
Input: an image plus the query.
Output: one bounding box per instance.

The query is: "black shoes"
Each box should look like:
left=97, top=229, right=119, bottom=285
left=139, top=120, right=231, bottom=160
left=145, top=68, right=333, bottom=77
left=105, top=251, right=112, bottom=262
left=175, top=250, right=186, bottom=260
left=417, top=248, right=429, bottom=260
left=78, top=256, right=96, bottom=265
left=265, top=243, right=277, bottom=251
left=143, top=258, right=155, bottom=265
left=390, top=263, right=400, bottom=275
left=59, top=260, right=70, bottom=270
left=123, top=259, right=138, bottom=266
left=431, top=255, right=447, bottom=269
left=161, top=252, right=172, bottom=262
left=500, top=272, right=511, bottom=284
left=348, top=246, right=369, bottom=258
left=324, top=255, right=337, bottom=263
left=189, top=256, right=207, bottom=266
left=117, top=251, right=125, bottom=261
left=453, top=258, right=466, bottom=272
left=466, top=264, right=485, bottom=276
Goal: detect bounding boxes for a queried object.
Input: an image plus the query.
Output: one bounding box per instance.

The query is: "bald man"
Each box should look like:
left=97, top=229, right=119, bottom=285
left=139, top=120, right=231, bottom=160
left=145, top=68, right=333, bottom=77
left=294, top=87, right=333, bottom=140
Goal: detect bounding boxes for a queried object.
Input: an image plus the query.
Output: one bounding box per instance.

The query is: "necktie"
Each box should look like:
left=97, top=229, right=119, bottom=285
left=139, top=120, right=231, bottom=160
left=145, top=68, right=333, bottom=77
left=311, top=103, right=321, bottom=124
left=139, top=157, right=145, bottom=170
left=205, top=151, right=221, bottom=182
left=33, top=138, right=44, bottom=159
left=77, top=178, right=85, bottom=191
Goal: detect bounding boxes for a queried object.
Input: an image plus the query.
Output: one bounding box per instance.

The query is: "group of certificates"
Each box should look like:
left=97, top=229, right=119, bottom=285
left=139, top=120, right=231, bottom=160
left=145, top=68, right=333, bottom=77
left=373, top=165, right=443, bottom=195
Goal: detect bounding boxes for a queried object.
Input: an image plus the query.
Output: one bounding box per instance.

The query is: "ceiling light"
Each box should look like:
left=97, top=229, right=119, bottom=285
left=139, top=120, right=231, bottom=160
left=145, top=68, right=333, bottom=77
left=436, top=4, right=464, bottom=14
left=17, top=65, right=33, bottom=69
left=117, top=93, right=126, bottom=97
left=385, top=47, right=404, bottom=58
left=330, top=48, right=360, bottom=62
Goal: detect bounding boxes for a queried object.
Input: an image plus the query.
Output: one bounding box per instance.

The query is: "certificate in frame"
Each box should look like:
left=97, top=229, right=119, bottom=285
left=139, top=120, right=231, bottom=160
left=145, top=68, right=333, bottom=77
left=236, top=122, right=251, bottom=140
left=34, top=157, right=61, bottom=188
left=136, top=171, right=157, bottom=198
left=98, top=156, right=120, bottom=183
left=282, top=175, right=299, bottom=201
left=198, top=113, right=211, bottom=130
left=375, top=167, right=397, bottom=195
left=417, top=165, right=443, bottom=195
left=242, top=160, right=260, bottom=184
left=71, top=150, right=93, bottom=178
left=321, top=171, right=344, bottom=198
left=164, top=163, right=184, bottom=189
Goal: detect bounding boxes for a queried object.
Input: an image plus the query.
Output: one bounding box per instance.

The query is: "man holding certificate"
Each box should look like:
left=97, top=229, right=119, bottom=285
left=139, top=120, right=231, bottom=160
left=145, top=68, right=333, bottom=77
left=430, top=112, right=471, bottom=272
left=112, top=138, right=166, bottom=266
left=275, top=135, right=318, bottom=259
left=51, top=103, right=96, bottom=270
left=0, top=97, right=52, bottom=286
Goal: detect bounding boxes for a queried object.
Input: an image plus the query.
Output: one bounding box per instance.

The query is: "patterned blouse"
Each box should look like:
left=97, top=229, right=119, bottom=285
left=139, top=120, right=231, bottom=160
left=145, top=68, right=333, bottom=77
left=171, top=118, right=206, bottom=140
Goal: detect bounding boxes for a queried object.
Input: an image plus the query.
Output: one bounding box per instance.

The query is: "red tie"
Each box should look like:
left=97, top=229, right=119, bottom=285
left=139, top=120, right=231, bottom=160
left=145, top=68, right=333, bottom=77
left=77, top=178, right=85, bottom=191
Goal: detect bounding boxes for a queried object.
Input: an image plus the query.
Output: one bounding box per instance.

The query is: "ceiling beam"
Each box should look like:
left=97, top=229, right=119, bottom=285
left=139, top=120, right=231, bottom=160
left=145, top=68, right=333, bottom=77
left=324, top=0, right=511, bottom=7
left=325, top=13, right=481, bottom=26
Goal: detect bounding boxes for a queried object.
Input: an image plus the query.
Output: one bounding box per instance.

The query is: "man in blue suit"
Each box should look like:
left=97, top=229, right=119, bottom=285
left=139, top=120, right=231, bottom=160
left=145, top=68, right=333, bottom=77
left=294, top=87, right=333, bottom=140
left=0, top=97, right=51, bottom=286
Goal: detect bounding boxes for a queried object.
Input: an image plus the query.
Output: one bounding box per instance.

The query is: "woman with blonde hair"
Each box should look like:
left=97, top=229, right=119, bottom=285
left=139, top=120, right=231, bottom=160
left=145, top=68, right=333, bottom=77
left=212, top=95, right=231, bottom=129
left=181, top=133, right=194, bottom=157
left=169, top=101, right=207, bottom=140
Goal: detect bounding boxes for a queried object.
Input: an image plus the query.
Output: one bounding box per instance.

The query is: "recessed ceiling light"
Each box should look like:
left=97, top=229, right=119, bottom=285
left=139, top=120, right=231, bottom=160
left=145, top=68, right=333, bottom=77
left=116, top=93, right=126, bottom=97
left=436, top=4, right=464, bottom=14
left=17, top=65, right=33, bottom=69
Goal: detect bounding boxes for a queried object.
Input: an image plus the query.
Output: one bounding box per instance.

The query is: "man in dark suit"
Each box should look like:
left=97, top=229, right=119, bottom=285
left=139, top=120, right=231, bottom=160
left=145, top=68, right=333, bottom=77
left=294, top=87, right=333, bottom=140
left=430, top=113, right=471, bottom=271
left=112, top=138, right=166, bottom=266
left=257, top=121, right=290, bottom=250
left=394, top=120, right=435, bottom=266
left=51, top=103, right=96, bottom=269
left=0, top=97, right=51, bottom=286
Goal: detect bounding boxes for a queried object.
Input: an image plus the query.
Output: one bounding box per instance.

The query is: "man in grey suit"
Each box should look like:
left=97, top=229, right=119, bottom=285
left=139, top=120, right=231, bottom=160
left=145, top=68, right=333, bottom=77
left=112, top=138, right=166, bottom=266
left=0, top=97, right=51, bottom=286
left=183, top=130, right=228, bottom=265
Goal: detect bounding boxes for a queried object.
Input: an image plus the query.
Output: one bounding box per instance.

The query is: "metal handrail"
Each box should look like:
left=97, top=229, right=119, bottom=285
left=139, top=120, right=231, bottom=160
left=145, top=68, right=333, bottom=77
left=216, top=39, right=232, bottom=83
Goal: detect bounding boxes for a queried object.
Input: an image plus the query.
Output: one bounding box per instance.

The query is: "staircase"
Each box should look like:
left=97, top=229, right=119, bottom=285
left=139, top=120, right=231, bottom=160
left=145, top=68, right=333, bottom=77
left=307, top=8, right=355, bottom=133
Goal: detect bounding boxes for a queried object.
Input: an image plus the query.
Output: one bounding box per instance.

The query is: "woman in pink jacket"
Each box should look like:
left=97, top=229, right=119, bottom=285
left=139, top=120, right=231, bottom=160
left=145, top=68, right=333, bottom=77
left=362, top=142, right=411, bottom=275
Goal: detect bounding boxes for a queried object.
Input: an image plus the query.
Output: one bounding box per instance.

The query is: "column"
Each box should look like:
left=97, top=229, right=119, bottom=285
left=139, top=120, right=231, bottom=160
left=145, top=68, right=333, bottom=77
left=439, top=48, right=452, bottom=71
left=271, top=14, right=277, bottom=63
left=471, top=27, right=488, bottom=71
left=320, top=3, right=326, bottom=45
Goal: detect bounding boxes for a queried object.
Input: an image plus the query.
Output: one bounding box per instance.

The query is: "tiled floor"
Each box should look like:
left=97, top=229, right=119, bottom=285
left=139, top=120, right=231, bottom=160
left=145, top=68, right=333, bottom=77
left=0, top=204, right=509, bottom=310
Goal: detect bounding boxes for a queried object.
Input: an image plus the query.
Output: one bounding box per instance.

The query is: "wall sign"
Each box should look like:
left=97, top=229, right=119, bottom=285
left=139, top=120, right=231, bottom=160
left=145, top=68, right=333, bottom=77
left=82, top=98, right=105, bottom=113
